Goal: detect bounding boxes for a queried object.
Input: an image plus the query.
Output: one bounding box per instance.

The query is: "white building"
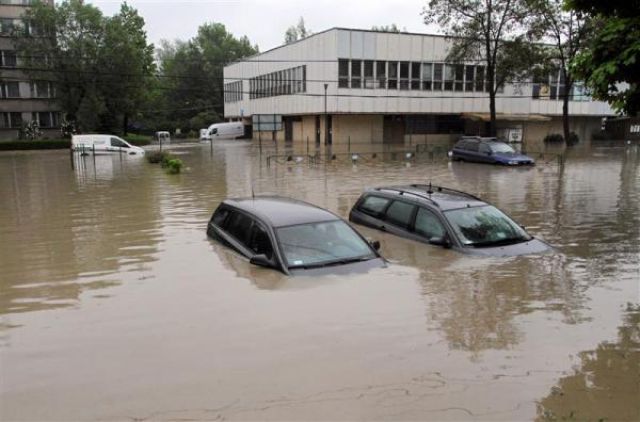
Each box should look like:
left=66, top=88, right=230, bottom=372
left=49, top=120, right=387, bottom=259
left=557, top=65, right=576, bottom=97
left=223, top=28, right=614, bottom=147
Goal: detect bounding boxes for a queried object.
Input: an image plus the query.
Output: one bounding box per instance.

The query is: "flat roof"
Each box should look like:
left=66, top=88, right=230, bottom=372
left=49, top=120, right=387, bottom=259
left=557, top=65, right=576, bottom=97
left=224, top=196, right=339, bottom=227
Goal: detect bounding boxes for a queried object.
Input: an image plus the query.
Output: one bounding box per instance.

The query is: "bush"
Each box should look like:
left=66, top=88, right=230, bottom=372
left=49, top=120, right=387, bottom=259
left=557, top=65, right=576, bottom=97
left=123, top=133, right=152, bottom=146
left=165, top=158, right=183, bottom=174
left=567, top=132, right=580, bottom=146
left=543, top=133, right=564, bottom=144
left=146, top=150, right=171, bottom=164
left=0, top=139, right=70, bottom=150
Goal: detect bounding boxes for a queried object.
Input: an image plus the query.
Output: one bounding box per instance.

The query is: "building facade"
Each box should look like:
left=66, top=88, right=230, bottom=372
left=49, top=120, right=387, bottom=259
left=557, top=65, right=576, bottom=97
left=1, top=0, right=60, bottom=141
left=223, top=28, right=614, bottom=148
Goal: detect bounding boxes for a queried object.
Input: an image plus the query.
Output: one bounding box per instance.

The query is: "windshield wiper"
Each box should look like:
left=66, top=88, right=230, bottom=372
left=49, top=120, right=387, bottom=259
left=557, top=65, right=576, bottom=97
left=289, top=255, right=374, bottom=270
left=471, top=237, right=530, bottom=248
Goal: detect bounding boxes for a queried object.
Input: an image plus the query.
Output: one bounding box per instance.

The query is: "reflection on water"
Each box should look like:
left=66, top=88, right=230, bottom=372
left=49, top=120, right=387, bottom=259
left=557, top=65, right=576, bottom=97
left=0, top=141, right=638, bottom=420
left=537, top=304, right=640, bottom=421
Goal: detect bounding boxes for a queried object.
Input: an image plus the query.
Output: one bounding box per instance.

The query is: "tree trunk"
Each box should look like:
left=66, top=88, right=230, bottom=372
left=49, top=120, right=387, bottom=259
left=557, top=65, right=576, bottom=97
left=123, top=113, right=129, bottom=136
left=562, top=80, right=572, bottom=143
left=489, top=93, right=497, bottom=137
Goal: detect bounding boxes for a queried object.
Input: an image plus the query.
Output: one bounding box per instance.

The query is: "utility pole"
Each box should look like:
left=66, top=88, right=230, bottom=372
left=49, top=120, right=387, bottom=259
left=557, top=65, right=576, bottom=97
left=324, top=83, right=328, bottom=145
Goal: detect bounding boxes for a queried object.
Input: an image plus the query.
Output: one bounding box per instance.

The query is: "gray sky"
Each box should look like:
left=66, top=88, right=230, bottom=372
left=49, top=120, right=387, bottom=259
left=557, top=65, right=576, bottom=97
left=88, top=0, right=438, bottom=51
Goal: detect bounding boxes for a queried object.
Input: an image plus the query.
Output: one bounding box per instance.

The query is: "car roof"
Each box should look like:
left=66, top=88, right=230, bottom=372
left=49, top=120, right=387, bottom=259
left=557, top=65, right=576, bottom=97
left=365, top=185, right=487, bottom=211
left=222, top=196, right=339, bottom=227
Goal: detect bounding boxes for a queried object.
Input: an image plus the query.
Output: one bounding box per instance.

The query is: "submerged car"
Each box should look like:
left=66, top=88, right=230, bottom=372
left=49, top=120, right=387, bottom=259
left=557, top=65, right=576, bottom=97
left=207, top=196, right=385, bottom=275
left=349, top=184, right=552, bottom=257
left=450, top=137, right=535, bottom=165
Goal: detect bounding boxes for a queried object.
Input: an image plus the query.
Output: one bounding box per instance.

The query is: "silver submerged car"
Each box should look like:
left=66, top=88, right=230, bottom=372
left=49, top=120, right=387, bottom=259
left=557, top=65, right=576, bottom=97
left=207, top=196, right=386, bottom=275
left=349, top=184, right=552, bottom=257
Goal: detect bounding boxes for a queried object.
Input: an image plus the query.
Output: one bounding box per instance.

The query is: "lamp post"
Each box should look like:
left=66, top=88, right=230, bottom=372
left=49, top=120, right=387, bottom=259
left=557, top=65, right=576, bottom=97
left=324, top=83, right=328, bottom=145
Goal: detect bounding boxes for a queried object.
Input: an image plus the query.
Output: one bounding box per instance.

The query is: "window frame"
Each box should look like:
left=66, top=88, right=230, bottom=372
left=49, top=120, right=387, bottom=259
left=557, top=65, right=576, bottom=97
left=413, top=206, right=447, bottom=240
left=383, top=200, right=418, bottom=229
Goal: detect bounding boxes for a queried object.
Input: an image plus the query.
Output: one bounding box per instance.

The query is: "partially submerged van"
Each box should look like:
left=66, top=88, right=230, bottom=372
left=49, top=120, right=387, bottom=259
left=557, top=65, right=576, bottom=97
left=155, top=131, right=170, bottom=144
left=207, top=122, right=244, bottom=140
left=199, top=128, right=210, bottom=141
left=71, top=134, right=145, bottom=155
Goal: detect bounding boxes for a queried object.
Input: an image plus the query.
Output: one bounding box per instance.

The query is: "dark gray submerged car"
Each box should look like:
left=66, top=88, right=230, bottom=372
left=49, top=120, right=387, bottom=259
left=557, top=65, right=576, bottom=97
left=207, top=196, right=386, bottom=275
left=349, top=185, right=552, bottom=257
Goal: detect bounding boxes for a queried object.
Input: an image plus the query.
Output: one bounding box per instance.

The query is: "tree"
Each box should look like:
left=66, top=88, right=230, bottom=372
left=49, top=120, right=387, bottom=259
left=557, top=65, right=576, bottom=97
left=284, top=17, right=311, bottom=44
left=423, top=0, right=541, bottom=136
left=156, top=23, right=258, bottom=131
left=371, top=24, right=404, bottom=33
left=15, top=0, right=155, bottom=133
left=567, top=0, right=640, bottom=116
left=530, top=0, right=590, bottom=143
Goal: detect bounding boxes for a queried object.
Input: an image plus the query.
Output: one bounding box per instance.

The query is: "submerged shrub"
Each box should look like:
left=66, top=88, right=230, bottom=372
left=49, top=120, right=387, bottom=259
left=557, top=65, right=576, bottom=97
left=165, top=158, right=183, bottom=174
left=544, top=133, right=564, bottom=144
left=146, top=150, right=171, bottom=164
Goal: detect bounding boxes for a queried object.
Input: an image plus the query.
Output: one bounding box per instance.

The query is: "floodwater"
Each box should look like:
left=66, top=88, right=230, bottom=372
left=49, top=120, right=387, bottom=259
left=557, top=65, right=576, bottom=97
left=0, top=141, right=638, bottom=421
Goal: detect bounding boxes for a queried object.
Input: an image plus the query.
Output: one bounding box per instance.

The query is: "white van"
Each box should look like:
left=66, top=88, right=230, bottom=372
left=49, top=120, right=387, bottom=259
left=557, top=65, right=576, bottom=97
left=71, top=134, right=145, bottom=155
left=199, top=128, right=210, bottom=141
left=155, top=131, right=170, bottom=144
left=207, top=122, right=244, bottom=140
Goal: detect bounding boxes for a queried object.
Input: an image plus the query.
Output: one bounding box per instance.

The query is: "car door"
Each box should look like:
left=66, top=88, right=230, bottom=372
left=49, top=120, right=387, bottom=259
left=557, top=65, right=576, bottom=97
left=465, top=140, right=481, bottom=162
left=478, top=142, right=493, bottom=163
left=218, top=209, right=254, bottom=257
left=411, top=207, right=450, bottom=245
left=380, top=200, right=417, bottom=238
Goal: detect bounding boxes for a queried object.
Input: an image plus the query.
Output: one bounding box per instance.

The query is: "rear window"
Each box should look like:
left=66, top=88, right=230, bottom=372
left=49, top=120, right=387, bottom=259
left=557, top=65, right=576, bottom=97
left=358, top=195, right=390, bottom=215
left=384, top=200, right=416, bottom=228
left=212, top=207, right=230, bottom=226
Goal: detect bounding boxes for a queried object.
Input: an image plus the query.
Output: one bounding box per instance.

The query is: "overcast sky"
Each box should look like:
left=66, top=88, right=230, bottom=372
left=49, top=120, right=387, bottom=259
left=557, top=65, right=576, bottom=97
left=88, top=0, right=439, bottom=51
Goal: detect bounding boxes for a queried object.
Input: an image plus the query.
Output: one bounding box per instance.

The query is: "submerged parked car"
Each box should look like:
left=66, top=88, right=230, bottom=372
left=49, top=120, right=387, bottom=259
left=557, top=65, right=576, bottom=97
left=450, top=137, right=535, bottom=165
left=207, top=196, right=386, bottom=275
left=349, top=184, right=552, bottom=257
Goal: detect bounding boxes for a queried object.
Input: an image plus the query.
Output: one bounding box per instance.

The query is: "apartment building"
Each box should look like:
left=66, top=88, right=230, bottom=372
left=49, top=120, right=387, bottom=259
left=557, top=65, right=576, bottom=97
left=223, top=28, right=614, bottom=148
left=0, top=0, right=60, bottom=141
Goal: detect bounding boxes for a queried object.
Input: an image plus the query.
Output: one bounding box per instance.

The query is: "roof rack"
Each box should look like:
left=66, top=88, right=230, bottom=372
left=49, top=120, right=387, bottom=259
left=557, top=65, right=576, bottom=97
left=408, top=184, right=483, bottom=201
left=374, top=187, right=440, bottom=208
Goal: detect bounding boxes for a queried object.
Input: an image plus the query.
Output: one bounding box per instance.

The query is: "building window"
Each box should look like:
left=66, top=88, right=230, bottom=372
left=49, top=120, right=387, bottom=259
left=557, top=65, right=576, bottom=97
left=0, top=0, right=36, bottom=5
left=30, top=81, right=53, bottom=98
left=248, top=65, right=307, bottom=99
left=31, top=112, right=59, bottom=128
left=411, top=62, right=420, bottom=90
left=399, top=61, right=409, bottom=90
left=454, top=65, right=464, bottom=91
left=363, top=60, right=374, bottom=89
left=10, top=112, right=22, bottom=128
left=0, top=18, right=16, bottom=35
left=338, top=59, right=349, bottom=88
left=0, top=82, right=21, bottom=98
left=224, top=81, right=242, bottom=103
left=433, top=63, right=443, bottom=90
left=376, top=61, right=386, bottom=89
left=444, top=64, right=454, bottom=91
left=421, top=63, right=432, bottom=90
left=351, top=60, right=361, bottom=89
left=388, top=62, right=398, bottom=89
left=0, top=50, right=17, bottom=67
left=475, top=66, right=485, bottom=92
left=465, top=65, right=475, bottom=91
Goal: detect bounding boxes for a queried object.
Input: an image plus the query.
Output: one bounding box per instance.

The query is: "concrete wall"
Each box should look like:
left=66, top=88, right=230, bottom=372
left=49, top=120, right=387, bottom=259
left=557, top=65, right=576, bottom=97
left=332, top=114, right=383, bottom=145
left=524, top=116, right=602, bottom=151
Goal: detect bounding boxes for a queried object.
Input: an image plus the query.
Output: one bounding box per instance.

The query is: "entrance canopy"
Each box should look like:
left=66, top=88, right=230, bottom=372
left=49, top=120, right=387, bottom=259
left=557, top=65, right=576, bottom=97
left=462, top=113, right=552, bottom=122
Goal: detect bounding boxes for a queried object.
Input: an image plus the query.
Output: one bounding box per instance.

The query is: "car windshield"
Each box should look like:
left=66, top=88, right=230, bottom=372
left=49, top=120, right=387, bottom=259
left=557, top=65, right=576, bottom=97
left=276, top=220, right=375, bottom=268
left=489, top=142, right=516, bottom=153
left=445, top=205, right=532, bottom=247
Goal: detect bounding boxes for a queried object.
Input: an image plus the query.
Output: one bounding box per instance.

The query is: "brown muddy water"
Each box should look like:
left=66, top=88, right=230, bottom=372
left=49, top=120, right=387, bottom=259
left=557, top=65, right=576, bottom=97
left=0, top=141, right=638, bottom=421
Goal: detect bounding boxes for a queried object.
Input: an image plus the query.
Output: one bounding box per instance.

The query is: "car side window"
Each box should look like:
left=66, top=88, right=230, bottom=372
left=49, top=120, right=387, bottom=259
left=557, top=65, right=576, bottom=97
left=479, top=143, right=491, bottom=154
left=358, top=195, right=390, bottom=216
left=110, top=137, right=129, bottom=148
left=384, top=200, right=416, bottom=228
left=414, top=208, right=446, bottom=239
left=223, top=211, right=253, bottom=247
left=212, top=207, right=230, bottom=226
left=466, top=141, right=479, bottom=152
left=248, top=223, right=274, bottom=259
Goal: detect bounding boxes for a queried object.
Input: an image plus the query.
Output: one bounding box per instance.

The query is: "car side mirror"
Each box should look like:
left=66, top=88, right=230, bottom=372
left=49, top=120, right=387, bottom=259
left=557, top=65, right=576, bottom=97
left=250, top=254, right=273, bottom=268
left=369, top=240, right=381, bottom=251
left=428, top=235, right=451, bottom=248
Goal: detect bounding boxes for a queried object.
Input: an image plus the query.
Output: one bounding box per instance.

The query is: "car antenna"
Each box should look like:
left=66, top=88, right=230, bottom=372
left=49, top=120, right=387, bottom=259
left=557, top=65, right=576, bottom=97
left=426, top=181, right=434, bottom=195
left=251, top=184, right=255, bottom=200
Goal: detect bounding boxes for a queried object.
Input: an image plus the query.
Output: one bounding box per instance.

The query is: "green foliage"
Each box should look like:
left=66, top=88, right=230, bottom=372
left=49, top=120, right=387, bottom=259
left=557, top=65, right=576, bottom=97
left=371, top=24, right=403, bottom=33
left=422, top=0, right=542, bottom=135
left=567, top=0, right=640, bottom=115
left=14, top=0, right=155, bottom=133
left=0, top=139, right=70, bottom=151
left=20, top=120, right=43, bottom=140
left=544, top=133, right=565, bottom=143
left=165, top=158, right=183, bottom=174
left=122, top=134, right=152, bottom=145
left=153, top=23, right=258, bottom=132
left=284, top=17, right=311, bottom=44
left=146, top=150, right=171, bottom=164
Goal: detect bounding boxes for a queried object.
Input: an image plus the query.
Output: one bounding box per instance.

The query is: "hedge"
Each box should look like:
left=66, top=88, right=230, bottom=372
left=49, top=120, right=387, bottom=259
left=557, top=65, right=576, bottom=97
left=0, top=135, right=151, bottom=151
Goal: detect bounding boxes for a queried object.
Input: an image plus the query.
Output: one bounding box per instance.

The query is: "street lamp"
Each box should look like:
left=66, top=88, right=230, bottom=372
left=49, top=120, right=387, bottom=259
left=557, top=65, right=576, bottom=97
left=324, top=83, right=328, bottom=145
